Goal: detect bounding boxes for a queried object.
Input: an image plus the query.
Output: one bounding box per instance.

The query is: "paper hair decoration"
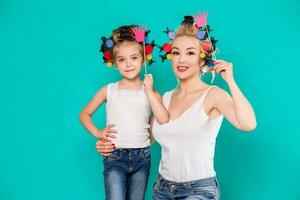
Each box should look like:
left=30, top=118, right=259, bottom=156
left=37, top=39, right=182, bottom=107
left=100, top=25, right=156, bottom=74
left=160, top=13, right=219, bottom=82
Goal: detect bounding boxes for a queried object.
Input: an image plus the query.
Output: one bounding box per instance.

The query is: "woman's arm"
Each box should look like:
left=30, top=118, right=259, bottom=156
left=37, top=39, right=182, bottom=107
left=144, top=74, right=170, bottom=124
left=209, top=60, right=257, bottom=131
left=79, top=85, right=117, bottom=140
left=149, top=115, right=156, bottom=144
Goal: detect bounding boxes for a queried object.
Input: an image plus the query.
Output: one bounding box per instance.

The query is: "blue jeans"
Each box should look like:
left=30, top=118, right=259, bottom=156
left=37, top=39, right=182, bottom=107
left=153, top=174, right=221, bottom=200
left=103, top=146, right=151, bottom=200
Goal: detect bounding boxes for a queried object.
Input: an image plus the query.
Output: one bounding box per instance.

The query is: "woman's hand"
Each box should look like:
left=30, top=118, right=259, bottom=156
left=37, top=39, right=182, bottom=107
left=96, top=139, right=115, bottom=157
left=210, top=60, right=257, bottom=131
left=214, top=60, right=234, bottom=83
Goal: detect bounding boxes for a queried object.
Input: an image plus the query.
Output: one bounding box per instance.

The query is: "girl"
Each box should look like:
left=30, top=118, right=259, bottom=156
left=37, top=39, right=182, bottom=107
left=79, top=25, right=169, bottom=200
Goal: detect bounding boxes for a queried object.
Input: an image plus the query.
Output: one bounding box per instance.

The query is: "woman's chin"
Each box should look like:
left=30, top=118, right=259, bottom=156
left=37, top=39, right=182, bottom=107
left=175, top=73, right=192, bottom=81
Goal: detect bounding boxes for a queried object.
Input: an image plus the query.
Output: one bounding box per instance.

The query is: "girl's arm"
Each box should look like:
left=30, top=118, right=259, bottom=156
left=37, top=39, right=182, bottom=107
left=79, top=85, right=117, bottom=140
left=208, top=60, right=257, bottom=131
left=144, top=74, right=170, bottom=124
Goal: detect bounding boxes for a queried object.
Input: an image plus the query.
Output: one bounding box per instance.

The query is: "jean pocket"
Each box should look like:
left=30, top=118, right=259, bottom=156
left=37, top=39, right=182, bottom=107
left=104, top=150, right=121, bottom=161
left=153, top=181, right=162, bottom=191
left=140, top=147, right=151, bottom=160
left=192, top=185, right=217, bottom=200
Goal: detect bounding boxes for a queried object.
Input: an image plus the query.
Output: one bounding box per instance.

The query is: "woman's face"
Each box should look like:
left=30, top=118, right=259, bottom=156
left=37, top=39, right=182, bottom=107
left=171, top=36, right=203, bottom=80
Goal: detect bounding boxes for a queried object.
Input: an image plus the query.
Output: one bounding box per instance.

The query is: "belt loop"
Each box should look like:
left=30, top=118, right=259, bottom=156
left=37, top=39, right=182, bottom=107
left=214, top=177, right=219, bottom=188
left=158, top=174, right=162, bottom=182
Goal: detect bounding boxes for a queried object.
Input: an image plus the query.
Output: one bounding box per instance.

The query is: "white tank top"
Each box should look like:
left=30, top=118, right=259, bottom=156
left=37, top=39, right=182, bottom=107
left=106, top=82, right=151, bottom=148
left=152, top=86, right=224, bottom=182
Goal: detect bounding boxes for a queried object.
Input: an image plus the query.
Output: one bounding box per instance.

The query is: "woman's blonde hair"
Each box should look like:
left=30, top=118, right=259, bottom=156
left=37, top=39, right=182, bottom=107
left=174, top=22, right=204, bottom=52
left=175, top=23, right=198, bottom=38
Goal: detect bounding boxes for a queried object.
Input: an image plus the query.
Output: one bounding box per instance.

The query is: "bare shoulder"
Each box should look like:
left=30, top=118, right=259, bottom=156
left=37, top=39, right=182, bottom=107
left=97, top=84, right=108, bottom=95
left=93, top=84, right=109, bottom=101
left=208, top=86, right=229, bottom=97
left=206, top=86, right=231, bottom=105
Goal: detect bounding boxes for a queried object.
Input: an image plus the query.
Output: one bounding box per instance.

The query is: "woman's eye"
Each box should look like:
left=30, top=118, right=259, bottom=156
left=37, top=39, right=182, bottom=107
left=172, top=51, right=179, bottom=56
left=187, top=51, right=195, bottom=56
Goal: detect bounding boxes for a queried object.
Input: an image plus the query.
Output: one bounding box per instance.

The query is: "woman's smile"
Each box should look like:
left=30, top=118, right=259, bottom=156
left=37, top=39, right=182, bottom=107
left=177, top=65, right=190, bottom=72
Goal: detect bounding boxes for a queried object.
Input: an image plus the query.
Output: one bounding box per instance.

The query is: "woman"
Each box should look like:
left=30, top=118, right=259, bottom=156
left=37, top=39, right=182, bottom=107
left=96, top=16, right=256, bottom=200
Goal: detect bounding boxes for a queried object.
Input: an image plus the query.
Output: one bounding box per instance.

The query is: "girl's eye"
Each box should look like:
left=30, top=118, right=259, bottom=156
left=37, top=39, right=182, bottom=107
left=172, top=51, right=179, bottom=56
left=132, top=56, right=138, bottom=60
left=187, top=51, right=195, bottom=56
left=118, top=58, right=124, bottom=62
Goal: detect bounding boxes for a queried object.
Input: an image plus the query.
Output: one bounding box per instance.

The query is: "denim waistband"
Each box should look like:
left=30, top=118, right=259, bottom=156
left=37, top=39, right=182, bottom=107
left=115, top=146, right=150, bottom=152
left=157, top=174, right=218, bottom=188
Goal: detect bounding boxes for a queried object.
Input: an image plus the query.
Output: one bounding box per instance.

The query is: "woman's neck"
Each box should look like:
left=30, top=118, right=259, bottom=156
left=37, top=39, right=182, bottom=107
left=178, top=75, right=208, bottom=95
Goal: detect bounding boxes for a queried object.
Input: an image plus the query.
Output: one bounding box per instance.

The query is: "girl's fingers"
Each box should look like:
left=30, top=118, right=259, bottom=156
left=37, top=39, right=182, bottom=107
left=144, top=74, right=153, bottom=81
left=103, top=138, right=113, bottom=142
left=107, top=133, right=116, bottom=139
left=107, top=128, right=117, bottom=133
left=106, top=124, right=115, bottom=129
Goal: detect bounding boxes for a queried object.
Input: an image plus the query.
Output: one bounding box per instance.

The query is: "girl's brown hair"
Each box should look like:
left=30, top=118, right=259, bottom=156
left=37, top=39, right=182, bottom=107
left=111, top=25, right=144, bottom=62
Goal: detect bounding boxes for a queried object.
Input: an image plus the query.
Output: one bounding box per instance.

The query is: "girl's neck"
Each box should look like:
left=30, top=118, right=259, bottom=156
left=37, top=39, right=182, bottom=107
left=118, top=77, right=143, bottom=89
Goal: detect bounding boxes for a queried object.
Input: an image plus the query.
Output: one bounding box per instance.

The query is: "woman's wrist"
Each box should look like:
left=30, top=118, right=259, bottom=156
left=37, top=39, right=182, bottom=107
left=227, top=78, right=236, bottom=87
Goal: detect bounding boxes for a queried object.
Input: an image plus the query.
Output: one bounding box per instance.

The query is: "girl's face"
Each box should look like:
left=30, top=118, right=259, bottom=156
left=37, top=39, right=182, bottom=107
left=171, top=36, right=203, bottom=80
left=114, top=42, right=144, bottom=80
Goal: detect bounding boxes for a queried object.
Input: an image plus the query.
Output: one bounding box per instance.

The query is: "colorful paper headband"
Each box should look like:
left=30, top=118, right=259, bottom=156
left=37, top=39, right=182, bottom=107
left=100, top=25, right=156, bottom=74
left=159, top=13, right=219, bottom=81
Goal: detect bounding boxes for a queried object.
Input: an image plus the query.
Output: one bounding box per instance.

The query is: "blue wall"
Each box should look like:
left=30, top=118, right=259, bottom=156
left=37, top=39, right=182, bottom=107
left=1, top=0, right=299, bottom=199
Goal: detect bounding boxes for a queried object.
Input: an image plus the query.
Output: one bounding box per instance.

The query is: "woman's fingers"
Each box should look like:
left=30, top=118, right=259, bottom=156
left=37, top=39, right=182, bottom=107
left=96, top=140, right=115, bottom=155
left=215, top=65, right=227, bottom=74
left=97, top=147, right=114, bottom=153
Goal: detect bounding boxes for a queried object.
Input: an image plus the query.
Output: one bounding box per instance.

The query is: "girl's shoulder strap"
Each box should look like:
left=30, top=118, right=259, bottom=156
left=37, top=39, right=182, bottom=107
left=106, top=82, right=118, bottom=100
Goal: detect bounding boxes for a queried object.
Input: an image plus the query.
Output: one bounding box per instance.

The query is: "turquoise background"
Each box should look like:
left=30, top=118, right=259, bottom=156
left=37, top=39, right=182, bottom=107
left=1, top=0, right=300, bottom=199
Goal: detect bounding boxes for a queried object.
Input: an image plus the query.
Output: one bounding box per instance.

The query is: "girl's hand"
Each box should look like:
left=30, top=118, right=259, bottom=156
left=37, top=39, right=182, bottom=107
left=95, top=124, right=117, bottom=142
left=214, top=60, right=234, bottom=83
left=96, top=139, right=115, bottom=157
left=143, top=74, right=154, bottom=93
